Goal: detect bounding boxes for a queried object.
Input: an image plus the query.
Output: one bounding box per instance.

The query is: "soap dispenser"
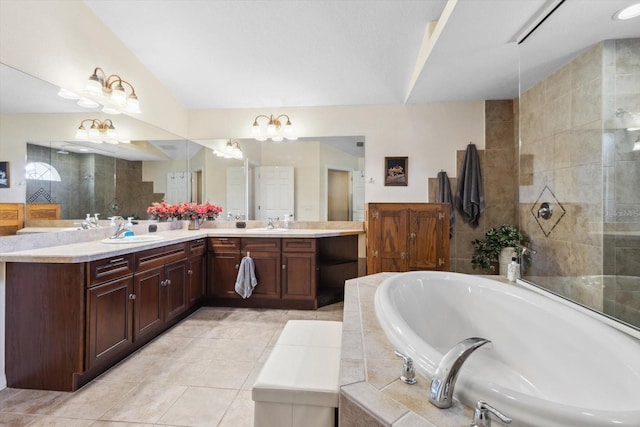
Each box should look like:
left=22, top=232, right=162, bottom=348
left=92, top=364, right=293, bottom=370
left=124, top=217, right=134, bottom=237
left=507, top=257, right=519, bottom=282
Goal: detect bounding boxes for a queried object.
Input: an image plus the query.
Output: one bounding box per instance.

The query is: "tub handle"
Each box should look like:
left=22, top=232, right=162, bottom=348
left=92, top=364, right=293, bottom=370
left=471, top=400, right=512, bottom=427
left=394, top=351, right=416, bottom=384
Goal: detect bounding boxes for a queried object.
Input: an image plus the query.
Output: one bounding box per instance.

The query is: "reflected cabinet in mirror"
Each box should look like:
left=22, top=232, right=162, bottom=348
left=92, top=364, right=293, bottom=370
left=519, top=17, right=640, bottom=331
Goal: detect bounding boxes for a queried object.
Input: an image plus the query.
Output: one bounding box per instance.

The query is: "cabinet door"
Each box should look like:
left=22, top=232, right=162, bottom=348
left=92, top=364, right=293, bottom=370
left=164, top=259, right=188, bottom=323
left=250, top=251, right=281, bottom=298
left=86, top=276, right=134, bottom=370
left=367, top=205, right=409, bottom=273
left=409, top=208, right=439, bottom=270
left=208, top=251, right=242, bottom=298
left=409, top=206, right=449, bottom=271
left=282, top=252, right=317, bottom=300
left=187, top=255, right=205, bottom=307
left=133, top=267, right=164, bottom=342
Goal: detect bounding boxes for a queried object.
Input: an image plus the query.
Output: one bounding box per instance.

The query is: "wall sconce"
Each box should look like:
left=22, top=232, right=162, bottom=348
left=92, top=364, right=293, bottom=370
left=58, top=67, right=141, bottom=115
left=615, top=108, right=640, bottom=131
left=213, top=140, right=243, bottom=159
left=75, top=118, right=128, bottom=144
left=251, top=114, right=297, bottom=142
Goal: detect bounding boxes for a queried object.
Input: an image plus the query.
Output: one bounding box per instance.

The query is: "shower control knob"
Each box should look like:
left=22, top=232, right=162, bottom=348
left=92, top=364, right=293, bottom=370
left=394, top=351, right=417, bottom=384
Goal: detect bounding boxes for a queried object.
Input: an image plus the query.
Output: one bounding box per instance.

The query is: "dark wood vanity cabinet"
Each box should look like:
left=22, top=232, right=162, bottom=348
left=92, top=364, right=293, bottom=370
left=207, top=235, right=357, bottom=309
left=86, top=254, right=136, bottom=371
left=6, top=239, right=201, bottom=392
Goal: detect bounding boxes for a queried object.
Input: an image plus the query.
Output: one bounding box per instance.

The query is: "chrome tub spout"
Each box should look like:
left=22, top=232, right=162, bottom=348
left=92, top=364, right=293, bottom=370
left=429, top=337, right=491, bottom=409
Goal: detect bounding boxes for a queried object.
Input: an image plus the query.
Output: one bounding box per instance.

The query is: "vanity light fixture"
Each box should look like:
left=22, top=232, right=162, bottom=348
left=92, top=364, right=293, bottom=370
left=213, top=140, right=243, bottom=159
left=251, top=114, right=297, bottom=142
left=613, top=2, right=640, bottom=20
left=58, top=67, right=141, bottom=115
left=75, top=118, right=119, bottom=144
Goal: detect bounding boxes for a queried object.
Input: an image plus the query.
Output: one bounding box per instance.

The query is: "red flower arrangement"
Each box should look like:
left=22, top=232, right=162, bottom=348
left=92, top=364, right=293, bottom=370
left=147, top=201, right=222, bottom=221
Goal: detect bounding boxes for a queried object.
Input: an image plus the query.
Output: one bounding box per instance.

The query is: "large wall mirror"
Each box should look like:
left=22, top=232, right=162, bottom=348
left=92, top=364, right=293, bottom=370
left=0, top=63, right=365, bottom=232
left=517, top=2, right=640, bottom=331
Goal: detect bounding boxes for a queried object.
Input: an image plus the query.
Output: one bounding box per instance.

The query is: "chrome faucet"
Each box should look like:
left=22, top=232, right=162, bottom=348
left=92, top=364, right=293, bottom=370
left=471, top=400, right=512, bottom=427
left=428, top=337, right=491, bottom=409
left=517, top=244, right=537, bottom=276
left=267, top=217, right=279, bottom=229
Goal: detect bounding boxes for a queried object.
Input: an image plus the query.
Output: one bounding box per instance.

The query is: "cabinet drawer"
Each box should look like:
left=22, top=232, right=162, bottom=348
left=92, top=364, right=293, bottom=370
left=87, top=254, right=135, bottom=287
left=135, top=243, right=187, bottom=272
left=208, top=237, right=240, bottom=252
left=241, top=237, right=281, bottom=253
left=189, top=238, right=207, bottom=256
left=282, top=238, right=316, bottom=253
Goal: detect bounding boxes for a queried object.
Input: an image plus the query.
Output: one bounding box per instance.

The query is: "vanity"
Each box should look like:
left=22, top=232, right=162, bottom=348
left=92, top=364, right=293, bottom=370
left=0, top=226, right=361, bottom=392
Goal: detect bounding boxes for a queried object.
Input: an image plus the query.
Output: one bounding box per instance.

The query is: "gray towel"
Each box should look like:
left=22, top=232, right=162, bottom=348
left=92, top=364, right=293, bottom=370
left=455, top=143, right=484, bottom=228
left=235, top=255, right=258, bottom=298
left=436, top=170, right=455, bottom=237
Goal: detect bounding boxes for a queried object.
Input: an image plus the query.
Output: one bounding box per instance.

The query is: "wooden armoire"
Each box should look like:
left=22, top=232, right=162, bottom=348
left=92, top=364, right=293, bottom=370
left=366, top=203, right=450, bottom=273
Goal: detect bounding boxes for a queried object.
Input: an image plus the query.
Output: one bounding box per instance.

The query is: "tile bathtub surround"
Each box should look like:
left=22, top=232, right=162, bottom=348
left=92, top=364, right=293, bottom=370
left=0, top=303, right=343, bottom=426
left=339, top=274, right=473, bottom=427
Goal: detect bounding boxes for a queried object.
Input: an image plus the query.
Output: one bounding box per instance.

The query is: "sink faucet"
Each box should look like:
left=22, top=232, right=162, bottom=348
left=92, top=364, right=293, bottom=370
left=429, top=337, right=491, bottom=409
left=267, top=217, right=279, bottom=229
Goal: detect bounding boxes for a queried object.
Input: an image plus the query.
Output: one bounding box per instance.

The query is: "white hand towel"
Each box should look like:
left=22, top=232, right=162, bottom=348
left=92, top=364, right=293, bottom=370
left=235, top=256, right=258, bottom=298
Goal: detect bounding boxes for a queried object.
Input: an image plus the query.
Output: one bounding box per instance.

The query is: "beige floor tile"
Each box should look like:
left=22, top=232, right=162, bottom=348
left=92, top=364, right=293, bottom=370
left=51, top=380, right=137, bottom=420
left=89, top=422, right=155, bottom=426
left=137, top=336, right=195, bottom=359
left=99, top=383, right=187, bottom=423
left=26, top=416, right=95, bottom=426
left=0, top=412, right=38, bottom=426
left=189, top=359, right=255, bottom=389
left=144, top=359, right=211, bottom=386
left=97, top=354, right=168, bottom=384
left=218, top=390, right=254, bottom=427
left=0, top=388, right=70, bottom=415
left=157, top=386, right=237, bottom=426
left=0, top=304, right=345, bottom=426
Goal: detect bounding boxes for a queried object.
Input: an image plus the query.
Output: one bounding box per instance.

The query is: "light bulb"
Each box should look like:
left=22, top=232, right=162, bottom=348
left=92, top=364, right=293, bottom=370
left=84, top=75, right=103, bottom=96
left=110, top=83, right=127, bottom=106
left=266, top=123, right=277, bottom=136
left=75, top=127, right=88, bottom=139
left=124, top=95, right=141, bottom=114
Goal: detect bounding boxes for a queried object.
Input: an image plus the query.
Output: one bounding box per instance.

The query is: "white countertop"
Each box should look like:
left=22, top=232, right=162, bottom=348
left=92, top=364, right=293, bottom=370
left=0, top=227, right=363, bottom=263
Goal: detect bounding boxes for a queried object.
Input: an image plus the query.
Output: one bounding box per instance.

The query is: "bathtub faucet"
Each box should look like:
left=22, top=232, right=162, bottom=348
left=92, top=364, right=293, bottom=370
left=428, top=337, right=491, bottom=409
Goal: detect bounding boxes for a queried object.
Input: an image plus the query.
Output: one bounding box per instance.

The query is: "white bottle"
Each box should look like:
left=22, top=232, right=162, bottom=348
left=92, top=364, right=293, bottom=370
left=507, top=257, right=519, bottom=282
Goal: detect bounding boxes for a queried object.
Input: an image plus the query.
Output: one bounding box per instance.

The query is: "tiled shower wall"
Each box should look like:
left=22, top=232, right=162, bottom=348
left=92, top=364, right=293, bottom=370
left=519, top=38, right=640, bottom=327
left=519, top=42, right=605, bottom=279
left=26, top=144, right=164, bottom=220
left=602, top=38, right=640, bottom=326
left=429, top=100, right=518, bottom=273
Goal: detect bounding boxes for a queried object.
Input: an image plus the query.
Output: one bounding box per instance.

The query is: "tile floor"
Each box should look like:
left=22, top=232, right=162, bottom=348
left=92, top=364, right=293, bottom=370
left=0, top=303, right=344, bottom=426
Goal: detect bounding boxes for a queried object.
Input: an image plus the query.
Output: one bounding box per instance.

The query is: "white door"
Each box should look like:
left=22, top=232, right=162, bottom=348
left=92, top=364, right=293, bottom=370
left=351, top=170, right=365, bottom=221
left=226, top=166, right=246, bottom=218
left=255, top=166, right=294, bottom=220
left=166, top=172, right=189, bottom=204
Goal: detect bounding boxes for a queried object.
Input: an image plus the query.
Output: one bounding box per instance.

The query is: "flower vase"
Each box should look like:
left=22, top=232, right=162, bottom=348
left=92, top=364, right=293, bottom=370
left=188, top=218, right=201, bottom=230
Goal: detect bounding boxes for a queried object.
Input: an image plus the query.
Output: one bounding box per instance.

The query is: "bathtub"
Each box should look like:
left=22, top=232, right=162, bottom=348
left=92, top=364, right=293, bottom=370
left=374, top=271, right=640, bottom=427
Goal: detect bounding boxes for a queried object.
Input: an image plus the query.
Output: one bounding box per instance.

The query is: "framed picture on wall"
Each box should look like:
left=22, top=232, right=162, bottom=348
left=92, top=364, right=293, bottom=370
left=384, top=157, right=408, bottom=186
left=0, top=162, right=9, bottom=188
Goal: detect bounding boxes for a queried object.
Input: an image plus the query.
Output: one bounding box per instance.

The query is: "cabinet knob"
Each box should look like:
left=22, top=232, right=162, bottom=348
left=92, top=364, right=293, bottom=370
left=128, top=294, right=136, bottom=300
left=235, top=264, right=239, bottom=270
left=166, top=279, right=172, bottom=286
left=188, top=269, right=193, bottom=275
left=282, top=264, right=286, bottom=269
left=409, top=232, right=417, bottom=241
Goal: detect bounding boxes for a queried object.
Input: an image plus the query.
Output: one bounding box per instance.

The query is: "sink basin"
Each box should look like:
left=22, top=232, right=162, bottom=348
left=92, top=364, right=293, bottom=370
left=101, top=234, right=165, bottom=244
left=246, top=227, right=288, bottom=233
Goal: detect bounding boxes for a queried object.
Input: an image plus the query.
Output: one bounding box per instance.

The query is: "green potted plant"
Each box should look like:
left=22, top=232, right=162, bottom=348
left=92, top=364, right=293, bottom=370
left=471, top=224, right=530, bottom=273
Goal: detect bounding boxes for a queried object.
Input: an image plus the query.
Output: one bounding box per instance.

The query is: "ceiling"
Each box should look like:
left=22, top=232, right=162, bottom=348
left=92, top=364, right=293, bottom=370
left=81, top=0, right=640, bottom=109
left=2, top=0, right=639, bottom=160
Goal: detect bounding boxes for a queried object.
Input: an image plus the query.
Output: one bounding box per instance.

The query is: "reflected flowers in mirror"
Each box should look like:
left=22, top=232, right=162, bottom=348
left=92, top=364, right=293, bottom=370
left=147, top=201, right=222, bottom=221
